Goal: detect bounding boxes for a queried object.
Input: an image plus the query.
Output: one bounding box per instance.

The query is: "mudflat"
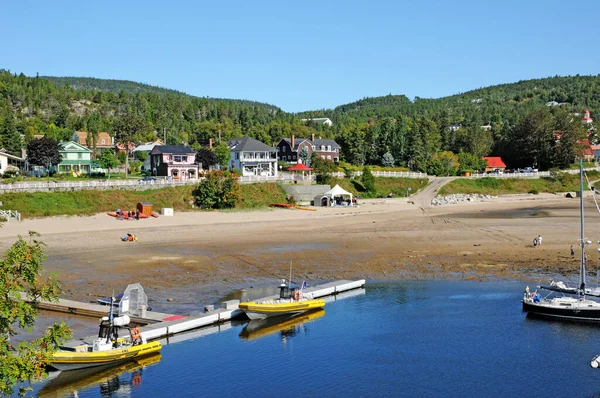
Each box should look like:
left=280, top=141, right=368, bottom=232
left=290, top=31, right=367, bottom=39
left=0, top=194, right=592, bottom=314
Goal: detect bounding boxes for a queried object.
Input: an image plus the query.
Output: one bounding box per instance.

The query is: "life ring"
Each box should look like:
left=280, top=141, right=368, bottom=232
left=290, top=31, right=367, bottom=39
left=131, top=327, right=142, bottom=343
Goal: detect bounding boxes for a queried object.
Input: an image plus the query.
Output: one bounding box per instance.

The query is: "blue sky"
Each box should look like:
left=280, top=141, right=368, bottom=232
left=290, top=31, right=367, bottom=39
left=2, top=0, right=598, bottom=112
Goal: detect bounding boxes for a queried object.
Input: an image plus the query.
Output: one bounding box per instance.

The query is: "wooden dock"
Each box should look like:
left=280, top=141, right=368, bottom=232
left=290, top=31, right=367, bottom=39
left=31, top=279, right=366, bottom=346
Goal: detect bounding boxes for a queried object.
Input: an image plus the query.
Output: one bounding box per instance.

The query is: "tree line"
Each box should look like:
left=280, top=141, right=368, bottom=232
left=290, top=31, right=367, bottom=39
left=0, top=71, right=598, bottom=175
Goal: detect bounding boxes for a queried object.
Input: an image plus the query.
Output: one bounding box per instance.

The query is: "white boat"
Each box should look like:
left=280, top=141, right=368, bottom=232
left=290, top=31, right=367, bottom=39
left=522, top=162, right=600, bottom=321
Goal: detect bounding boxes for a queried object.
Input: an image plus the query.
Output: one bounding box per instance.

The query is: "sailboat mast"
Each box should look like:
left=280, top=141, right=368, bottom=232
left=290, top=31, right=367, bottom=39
left=580, top=161, right=586, bottom=295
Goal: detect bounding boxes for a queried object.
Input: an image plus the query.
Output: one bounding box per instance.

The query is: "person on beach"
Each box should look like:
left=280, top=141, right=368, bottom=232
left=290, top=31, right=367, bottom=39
left=571, top=245, right=575, bottom=257
left=537, top=235, right=542, bottom=246
left=533, top=237, right=538, bottom=247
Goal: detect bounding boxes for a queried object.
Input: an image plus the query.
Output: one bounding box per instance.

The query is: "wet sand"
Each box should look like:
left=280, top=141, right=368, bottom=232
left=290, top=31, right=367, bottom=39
left=0, top=194, right=593, bottom=316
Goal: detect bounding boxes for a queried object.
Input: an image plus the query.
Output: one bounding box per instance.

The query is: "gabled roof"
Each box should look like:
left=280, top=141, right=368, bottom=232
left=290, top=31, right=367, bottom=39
left=0, top=149, right=25, bottom=161
left=279, top=137, right=340, bottom=150
left=133, top=144, right=157, bottom=152
left=482, top=156, right=506, bottom=168
left=313, top=139, right=340, bottom=149
left=228, top=137, right=275, bottom=152
left=280, top=137, right=311, bottom=151
left=151, top=145, right=195, bottom=155
left=75, top=131, right=113, bottom=146
left=59, top=141, right=92, bottom=153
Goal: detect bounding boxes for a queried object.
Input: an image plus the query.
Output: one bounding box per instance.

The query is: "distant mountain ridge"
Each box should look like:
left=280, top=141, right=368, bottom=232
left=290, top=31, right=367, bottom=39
left=43, top=76, right=281, bottom=111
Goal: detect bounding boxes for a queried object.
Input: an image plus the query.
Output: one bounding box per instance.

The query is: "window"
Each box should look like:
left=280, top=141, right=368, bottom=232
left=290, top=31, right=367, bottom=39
left=101, top=139, right=106, bottom=144
left=321, top=145, right=325, bottom=150
left=78, top=153, right=82, bottom=159
left=327, top=145, right=331, bottom=151
left=174, top=155, right=188, bottom=162
left=327, top=155, right=331, bottom=160
left=283, top=147, right=286, bottom=152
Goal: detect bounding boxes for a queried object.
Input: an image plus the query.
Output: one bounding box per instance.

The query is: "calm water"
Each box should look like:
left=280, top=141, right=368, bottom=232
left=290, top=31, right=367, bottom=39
left=35, top=281, right=600, bottom=397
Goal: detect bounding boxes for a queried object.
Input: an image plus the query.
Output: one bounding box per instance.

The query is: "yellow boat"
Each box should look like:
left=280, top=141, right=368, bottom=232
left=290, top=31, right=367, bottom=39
left=49, top=341, right=162, bottom=371
left=239, top=279, right=325, bottom=320
left=239, top=299, right=325, bottom=320
left=49, top=313, right=162, bottom=371
left=40, top=354, right=161, bottom=397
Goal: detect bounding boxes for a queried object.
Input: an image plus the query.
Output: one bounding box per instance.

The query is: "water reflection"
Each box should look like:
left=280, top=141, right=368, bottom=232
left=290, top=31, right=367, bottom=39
left=38, top=353, right=161, bottom=398
left=239, top=310, right=325, bottom=343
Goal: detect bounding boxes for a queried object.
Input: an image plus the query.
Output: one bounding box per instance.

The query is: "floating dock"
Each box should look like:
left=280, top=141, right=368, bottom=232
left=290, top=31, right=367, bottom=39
left=41, top=279, right=365, bottom=348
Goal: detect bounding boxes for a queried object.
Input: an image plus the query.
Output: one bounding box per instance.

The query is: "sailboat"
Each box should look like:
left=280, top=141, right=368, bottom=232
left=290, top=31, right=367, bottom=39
left=522, top=162, right=600, bottom=321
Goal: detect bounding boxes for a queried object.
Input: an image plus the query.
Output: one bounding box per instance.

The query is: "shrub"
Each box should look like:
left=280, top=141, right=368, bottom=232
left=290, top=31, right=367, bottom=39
left=192, top=170, right=241, bottom=209
left=361, top=166, right=376, bottom=193
left=528, top=189, right=539, bottom=195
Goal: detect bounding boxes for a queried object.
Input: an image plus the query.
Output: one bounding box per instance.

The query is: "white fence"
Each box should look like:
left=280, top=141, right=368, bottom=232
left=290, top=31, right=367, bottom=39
left=0, top=178, right=200, bottom=192
left=333, top=171, right=428, bottom=179
left=469, top=167, right=600, bottom=179
left=0, top=210, right=21, bottom=222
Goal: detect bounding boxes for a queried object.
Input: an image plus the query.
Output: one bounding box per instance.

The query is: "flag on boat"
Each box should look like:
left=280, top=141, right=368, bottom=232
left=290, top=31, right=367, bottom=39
left=301, top=281, right=308, bottom=290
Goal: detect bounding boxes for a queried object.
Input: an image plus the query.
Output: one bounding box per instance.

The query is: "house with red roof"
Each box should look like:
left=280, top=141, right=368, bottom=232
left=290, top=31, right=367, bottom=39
left=482, top=157, right=506, bottom=173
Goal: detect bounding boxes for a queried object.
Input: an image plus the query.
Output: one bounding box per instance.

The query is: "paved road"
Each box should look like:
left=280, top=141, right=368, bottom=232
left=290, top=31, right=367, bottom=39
left=409, top=177, right=456, bottom=209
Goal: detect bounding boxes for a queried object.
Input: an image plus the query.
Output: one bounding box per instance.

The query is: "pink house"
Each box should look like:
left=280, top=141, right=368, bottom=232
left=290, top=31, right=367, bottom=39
left=149, top=145, right=199, bottom=180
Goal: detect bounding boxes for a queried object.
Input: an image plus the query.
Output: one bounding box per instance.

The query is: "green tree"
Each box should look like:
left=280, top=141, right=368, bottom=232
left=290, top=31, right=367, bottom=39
left=97, top=149, right=120, bottom=179
left=26, top=137, right=62, bottom=172
left=113, top=108, right=147, bottom=178
left=381, top=152, right=395, bottom=167
left=428, top=151, right=459, bottom=176
left=192, top=170, right=240, bottom=209
left=361, top=166, right=376, bottom=193
left=457, top=152, right=486, bottom=173
left=196, top=148, right=217, bottom=170
left=134, top=150, right=148, bottom=162
left=0, top=110, right=22, bottom=156
left=0, top=232, right=72, bottom=396
left=311, top=154, right=338, bottom=184
left=298, top=146, right=310, bottom=165
left=213, top=142, right=231, bottom=170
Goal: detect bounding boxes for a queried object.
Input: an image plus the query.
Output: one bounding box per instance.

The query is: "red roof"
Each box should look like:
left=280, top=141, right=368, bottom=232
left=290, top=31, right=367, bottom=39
left=482, top=157, right=506, bottom=168
left=288, top=163, right=313, bottom=171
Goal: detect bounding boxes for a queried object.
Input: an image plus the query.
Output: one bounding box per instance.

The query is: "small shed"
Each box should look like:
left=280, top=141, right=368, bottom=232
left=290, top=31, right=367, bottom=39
left=137, top=202, right=153, bottom=217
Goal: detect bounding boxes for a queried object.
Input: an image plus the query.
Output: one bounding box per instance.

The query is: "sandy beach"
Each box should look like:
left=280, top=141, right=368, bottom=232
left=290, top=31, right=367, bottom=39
left=1, top=193, right=593, bottom=315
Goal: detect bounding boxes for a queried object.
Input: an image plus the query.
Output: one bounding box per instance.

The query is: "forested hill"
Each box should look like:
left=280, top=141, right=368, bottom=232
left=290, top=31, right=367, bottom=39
left=0, top=70, right=599, bottom=175
left=43, top=76, right=281, bottom=110
left=300, top=75, right=600, bottom=125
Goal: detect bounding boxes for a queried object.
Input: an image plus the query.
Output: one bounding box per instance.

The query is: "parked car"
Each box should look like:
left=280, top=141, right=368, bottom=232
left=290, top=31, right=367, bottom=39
left=139, top=176, right=157, bottom=182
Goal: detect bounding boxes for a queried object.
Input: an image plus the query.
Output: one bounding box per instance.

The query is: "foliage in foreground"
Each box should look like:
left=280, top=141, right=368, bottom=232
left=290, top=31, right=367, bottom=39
left=0, top=232, right=71, bottom=396
left=193, top=171, right=241, bottom=209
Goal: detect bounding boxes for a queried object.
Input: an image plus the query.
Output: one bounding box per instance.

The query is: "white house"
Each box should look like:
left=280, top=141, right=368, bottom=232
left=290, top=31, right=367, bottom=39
left=57, top=141, right=99, bottom=174
left=0, top=150, right=25, bottom=175
left=300, top=117, right=333, bottom=126
left=227, top=137, right=278, bottom=177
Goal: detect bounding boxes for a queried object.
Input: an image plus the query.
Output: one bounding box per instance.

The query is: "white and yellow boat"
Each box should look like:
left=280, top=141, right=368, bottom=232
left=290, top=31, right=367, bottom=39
left=239, top=279, right=325, bottom=320
left=49, top=314, right=162, bottom=371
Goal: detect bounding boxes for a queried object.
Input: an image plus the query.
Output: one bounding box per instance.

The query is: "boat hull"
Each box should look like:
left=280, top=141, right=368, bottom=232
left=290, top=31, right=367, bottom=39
left=49, top=341, right=162, bottom=371
left=239, top=299, right=326, bottom=320
left=522, top=300, right=600, bottom=322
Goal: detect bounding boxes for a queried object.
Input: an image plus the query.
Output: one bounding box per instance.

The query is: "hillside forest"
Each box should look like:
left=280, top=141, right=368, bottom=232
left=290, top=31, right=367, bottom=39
left=0, top=71, right=599, bottom=174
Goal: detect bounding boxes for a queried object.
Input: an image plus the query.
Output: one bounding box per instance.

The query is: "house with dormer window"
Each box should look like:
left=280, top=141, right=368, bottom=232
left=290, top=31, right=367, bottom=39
left=149, top=145, right=199, bottom=179
left=228, top=137, right=278, bottom=177
left=275, top=134, right=340, bottom=163
left=57, top=141, right=100, bottom=174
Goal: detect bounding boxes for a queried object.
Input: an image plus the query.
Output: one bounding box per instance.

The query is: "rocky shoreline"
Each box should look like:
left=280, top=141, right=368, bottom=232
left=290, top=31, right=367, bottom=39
left=431, top=193, right=497, bottom=206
